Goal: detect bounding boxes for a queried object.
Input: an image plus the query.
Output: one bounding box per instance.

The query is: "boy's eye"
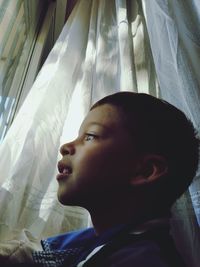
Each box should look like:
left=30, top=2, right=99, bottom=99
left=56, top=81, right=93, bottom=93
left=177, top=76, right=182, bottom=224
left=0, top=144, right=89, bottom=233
left=84, top=133, right=97, bottom=141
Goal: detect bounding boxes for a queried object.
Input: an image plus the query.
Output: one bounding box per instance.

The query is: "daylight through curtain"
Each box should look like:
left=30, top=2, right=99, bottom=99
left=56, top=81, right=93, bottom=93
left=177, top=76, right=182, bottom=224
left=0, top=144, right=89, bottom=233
left=0, top=0, right=157, bottom=239
left=0, top=1, right=199, bottom=266
left=142, top=1, right=200, bottom=266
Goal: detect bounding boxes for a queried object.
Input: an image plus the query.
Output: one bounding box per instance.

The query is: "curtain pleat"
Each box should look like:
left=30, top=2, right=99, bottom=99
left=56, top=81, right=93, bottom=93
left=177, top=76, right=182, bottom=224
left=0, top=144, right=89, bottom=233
left=0, top=1, right=199, bottom=266
left=0, top=0, right=156, bottom=239
left=142, top=1, right=200, bottom=266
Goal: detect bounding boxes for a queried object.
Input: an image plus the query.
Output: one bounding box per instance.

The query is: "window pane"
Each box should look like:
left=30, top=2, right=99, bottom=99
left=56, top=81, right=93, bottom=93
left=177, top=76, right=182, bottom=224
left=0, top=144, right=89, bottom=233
left=0, top=0, right=50, bottom=142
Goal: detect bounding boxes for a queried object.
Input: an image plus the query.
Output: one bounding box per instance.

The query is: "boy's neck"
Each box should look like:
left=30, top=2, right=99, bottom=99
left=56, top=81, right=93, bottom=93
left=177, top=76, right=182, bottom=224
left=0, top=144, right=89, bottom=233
left=88, top=202, right=144, bottom=235
left=90, top=210, right=170, bottom=235
left=87, top=202, right=170, bottom=235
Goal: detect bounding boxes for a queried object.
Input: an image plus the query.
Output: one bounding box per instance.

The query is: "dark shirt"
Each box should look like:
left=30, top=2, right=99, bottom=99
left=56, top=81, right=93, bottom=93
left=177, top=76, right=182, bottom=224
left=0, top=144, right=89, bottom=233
left=32, top=219, right=186, bottom=267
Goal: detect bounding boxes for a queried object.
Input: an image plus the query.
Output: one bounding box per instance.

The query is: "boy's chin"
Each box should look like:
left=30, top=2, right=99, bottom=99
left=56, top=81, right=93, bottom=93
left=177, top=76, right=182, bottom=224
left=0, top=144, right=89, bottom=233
left=57, top=190, right=82, bottom=207
left=57, top=190, right=69, bottom=205
left=57, top=192, right=71, bottom=206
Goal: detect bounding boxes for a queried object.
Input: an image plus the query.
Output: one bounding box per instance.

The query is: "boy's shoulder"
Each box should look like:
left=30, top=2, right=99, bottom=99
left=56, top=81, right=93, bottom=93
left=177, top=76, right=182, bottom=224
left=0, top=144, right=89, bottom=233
left=83, top=226, right=186, bottom=267
left=42, top=227, right=95, bottom=251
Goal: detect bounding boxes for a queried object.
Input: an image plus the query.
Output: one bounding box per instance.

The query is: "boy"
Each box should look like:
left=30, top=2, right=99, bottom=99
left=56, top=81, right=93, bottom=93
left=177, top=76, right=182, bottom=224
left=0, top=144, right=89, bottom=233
left=32, top=91, right=199, bottom=267
left=3, top=92, right=200, bottom=266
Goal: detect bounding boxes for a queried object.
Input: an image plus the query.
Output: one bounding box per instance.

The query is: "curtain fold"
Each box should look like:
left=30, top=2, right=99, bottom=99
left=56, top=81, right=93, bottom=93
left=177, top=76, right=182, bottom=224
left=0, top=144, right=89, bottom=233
left=0, top=0, right=156, bottom=239
left=141, top=1, right=200, bottom=266
left=0, top=0, right=199, bottom=266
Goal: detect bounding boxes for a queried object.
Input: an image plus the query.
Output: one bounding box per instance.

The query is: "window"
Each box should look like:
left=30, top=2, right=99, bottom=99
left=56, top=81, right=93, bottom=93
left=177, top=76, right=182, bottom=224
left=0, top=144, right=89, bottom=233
left=0, top=0, right=56, bottom=142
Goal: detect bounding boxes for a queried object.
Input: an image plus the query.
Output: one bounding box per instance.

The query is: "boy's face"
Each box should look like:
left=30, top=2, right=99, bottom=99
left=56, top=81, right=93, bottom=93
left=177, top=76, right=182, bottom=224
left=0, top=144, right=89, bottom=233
left=57, top=104, right=138, bottom=208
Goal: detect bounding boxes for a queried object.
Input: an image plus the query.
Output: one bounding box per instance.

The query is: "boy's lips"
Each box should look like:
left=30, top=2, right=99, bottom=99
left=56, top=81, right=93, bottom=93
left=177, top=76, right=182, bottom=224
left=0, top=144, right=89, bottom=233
left=57, top=160, right=72, bottom=181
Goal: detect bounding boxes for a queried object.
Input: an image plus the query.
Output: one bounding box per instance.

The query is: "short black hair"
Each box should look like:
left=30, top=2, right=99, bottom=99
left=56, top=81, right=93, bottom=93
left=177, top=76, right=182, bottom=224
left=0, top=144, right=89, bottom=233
left=91, top=92, right=199, bottom=207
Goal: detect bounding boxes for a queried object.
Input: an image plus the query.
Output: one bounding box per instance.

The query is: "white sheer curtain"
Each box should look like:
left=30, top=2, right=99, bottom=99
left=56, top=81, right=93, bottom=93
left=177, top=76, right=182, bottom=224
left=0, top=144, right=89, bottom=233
left=0, top=0, right=156, bottom=239
left=142, top=1, right=200, bottom=266
left=0, top=0, right=199, bottom=266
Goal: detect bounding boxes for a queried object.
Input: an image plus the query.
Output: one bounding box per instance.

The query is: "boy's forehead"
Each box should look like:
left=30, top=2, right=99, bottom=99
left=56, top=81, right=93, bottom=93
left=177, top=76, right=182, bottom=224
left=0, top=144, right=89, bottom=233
left=83, top=104, right=124, bottom=128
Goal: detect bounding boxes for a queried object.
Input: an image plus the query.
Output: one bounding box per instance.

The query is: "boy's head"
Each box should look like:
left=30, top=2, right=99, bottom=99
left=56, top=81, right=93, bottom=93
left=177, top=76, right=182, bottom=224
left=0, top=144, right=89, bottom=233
left=91, top=92, right=199, bottom=209
left=57, top=92, right=199, bottom=217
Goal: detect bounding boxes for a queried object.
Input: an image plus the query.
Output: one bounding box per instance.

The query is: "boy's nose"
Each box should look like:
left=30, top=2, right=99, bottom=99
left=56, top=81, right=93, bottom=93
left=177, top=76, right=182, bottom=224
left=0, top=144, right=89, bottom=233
left=60, top=142, right=75, bottom=156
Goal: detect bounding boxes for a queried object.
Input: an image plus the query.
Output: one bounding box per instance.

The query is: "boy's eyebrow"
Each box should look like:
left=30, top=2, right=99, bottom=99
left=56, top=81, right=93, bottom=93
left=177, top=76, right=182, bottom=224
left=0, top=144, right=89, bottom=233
left=80, top=122, right=112, bottom=132
left=89, top=122, right=109, bottom=128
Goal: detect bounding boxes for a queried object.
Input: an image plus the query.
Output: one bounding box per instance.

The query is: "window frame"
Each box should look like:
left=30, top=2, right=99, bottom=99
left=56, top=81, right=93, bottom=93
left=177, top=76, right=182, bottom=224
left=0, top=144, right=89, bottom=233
left=0, top=0, right=68, bottom=141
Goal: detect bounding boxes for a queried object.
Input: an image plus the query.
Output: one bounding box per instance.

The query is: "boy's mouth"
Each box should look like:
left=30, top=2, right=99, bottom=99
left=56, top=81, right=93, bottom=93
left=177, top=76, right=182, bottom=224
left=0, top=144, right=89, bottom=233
left=57, top=161, right=72, bottom=180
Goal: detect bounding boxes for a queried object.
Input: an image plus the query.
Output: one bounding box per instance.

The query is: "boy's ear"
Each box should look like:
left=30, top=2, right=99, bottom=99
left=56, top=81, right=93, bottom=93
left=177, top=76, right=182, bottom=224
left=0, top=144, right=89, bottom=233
left=130, top=154, right=168, bottom=186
